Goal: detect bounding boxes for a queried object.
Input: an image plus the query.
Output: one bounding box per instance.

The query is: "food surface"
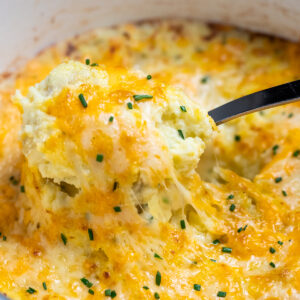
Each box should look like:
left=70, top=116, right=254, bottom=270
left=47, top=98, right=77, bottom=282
left=0, top=20, right=299, bottom=299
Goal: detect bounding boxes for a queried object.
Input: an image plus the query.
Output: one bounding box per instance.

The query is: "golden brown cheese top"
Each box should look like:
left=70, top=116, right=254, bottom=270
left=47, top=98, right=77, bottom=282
left=0, top=20, right=299, bottom=299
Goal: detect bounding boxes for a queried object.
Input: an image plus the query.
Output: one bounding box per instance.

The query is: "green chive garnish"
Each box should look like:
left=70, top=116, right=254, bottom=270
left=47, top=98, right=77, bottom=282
left=237, top=225, right=247, bottom=233
left=269, top=247, right=276, bottom=254
left=272, top=145, right=279, bottom=155
left=210, top=259, right=217, bottom=262
left=229, top=204, right=236, bottom=212
left=42, top=282, right=47, bottom=290
left=282, top=190, right=287, bottom=197
left=154, top=253, right=162, bottom=259
left=180, top=106, right=187, bottom=112
left=88, top=228, right=94, bottom=241
left=105, top=289, right=111, bottom=296
left=110, top=290, right=117, bottom=298
left=143, top=286, right=149, bottom=290
left=269, top=262, right=276, bottom=268
left=234, top=135, right=241, bottom=142
left=90, top=63, right=98, bottom=67
left=227, top=194, right=234, bottom=200
left=278, top=241, right=283, bottom=245
left=79, top=94, right=88, bottom=108
left=274, top=177, right=282, bottom=183
left=154, top=292, right=160, bottom=299
left=61, top=233, right=67, bottom=245
left=288, top=113, right=293, bottom=118
left=293, top=149, right=300, bottom=157
left=133, top=94, right=153, bottom=101
left=222, top=247, right=232, bottom=253
left=127, top=102, right=133, bottom=109
left=88, top=289, right=94, bottom=295
left=178, top=129, right=185, bottom=140
left=201, top=76, right=210, bottom=84
left=217, top=291, right=227, bottom=297
left=26, top=287, right=36, bottom=294
left=180, top=219, right=186, bottom=229
left=81, top=278, right=93, bottom=288
left=3, top=236, right=6, bottom=241
left=85, top=58, right=90, bottom=65
left=9, top=176, right=18, bottom=185
left=20, top=185, right=25, bottom=193
left=109, top=116, right=114, bottom=122
left=155, top=271, right=161, bottom=286
left=146, top=75, right=152, bottom=80
left=193, top=284, right=201, bottom=291
left=113, top=181, right=118, bottom=191
left=113, top=206, right=121, bottom=212
left=96, top=154, right=104, bottom=162
left=212, top=239, right=220, bottom=245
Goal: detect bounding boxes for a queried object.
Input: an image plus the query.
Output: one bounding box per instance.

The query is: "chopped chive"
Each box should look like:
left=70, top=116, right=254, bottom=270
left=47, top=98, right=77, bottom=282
left=178, top=129, right=185, bottom=140
left=274, top=177, right=282, bottom=183
left=88, top=228, right=94, bottom=241
left=227, top=194, right=234, bottom=200
left=146, top=75, right=152, bottom=80
left=110, top=290, right=117, bottom=298
left=154, top=292, right=160, bottom=299
left=78, top=94, right=88, bottom=108
left=269, top=247, right=276, bottom=254
left=193, top=284, right=201, bottom=291
left=96, top=154, right=104, bottom=162
left=143, top=286, right=149, bottom=290
left=201, top=75, right=210, bottom=84
left=154, top=253, right=162, bottom=259
left=109, top=116, right=114, bottom=122
left=243, top=224, right=248, bottom=231
left=3, top=236, right=6, bottom=241
left=282, top=190, right=287, bottom=197
left=26, top=287, right=36, bottom=294
left=217, top=291, right=227, bottom=297
left=133, top=94, right=153, bottom=101
left=85, top=58, right=90, bottom=65
left=113, top=206, right=121, bottom=212
left=269, top=262, right=276, bottom=268
left=90, top=63, right=98, bottom=67
left=9, top=176, right=18, bottom=185
left=81, top=278, right=93, bottom=288
left=180, top=219, right=186, bottom=229
left=229, top=204, right=236, bottom=212
left=293, top=149, right=300, bottom=157
left=272, top=145, right=279, bottom=155
left=222, top=247, right=232, bottom=253
left=113, top=181, right=118, bottom=191
left=61, top=233, right=67, bottom=245
left=210, top=259, right=217, bottom=262
left=180, top=105, right=187, bottom=112
left=212, top=239, right=220, bottom=245
left=105, top=289, right=111, bottom=296
left=192, top=261, right=197, bottom=265
left=88, top=289, right=94, bottom=295
left=278, top=241, right=283, bottom=245
left=288, top=113, right=293, bottom=118
left=234, top=135, right=241, bottom=142
left=20, top=185, right=25, bottom=193
left=127, top=102, right=133, bottom=109
left=155, top=271, right=161, bottom=286
left=42, top=282, right=47, bottom=290
left=237, top=227, right=243, bottom=233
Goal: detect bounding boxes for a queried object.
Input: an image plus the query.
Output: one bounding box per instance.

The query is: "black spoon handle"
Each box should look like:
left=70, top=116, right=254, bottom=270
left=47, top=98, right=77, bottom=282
left=208, top=80, right=300, bottom=125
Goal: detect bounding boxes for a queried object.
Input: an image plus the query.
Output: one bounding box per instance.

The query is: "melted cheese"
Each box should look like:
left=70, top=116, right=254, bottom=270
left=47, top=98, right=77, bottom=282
left=0, top=20, right=299, bottom=299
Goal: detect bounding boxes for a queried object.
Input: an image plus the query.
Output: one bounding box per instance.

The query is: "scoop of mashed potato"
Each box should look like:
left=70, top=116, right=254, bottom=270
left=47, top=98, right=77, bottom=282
left=15, top=61, right=215, bottom=231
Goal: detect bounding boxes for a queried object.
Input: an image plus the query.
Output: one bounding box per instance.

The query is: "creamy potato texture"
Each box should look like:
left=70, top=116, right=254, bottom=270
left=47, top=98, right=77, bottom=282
left=0, top=20, right=299, bottom=299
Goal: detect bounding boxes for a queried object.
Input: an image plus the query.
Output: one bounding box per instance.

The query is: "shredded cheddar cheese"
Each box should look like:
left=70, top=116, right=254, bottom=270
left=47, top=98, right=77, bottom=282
left=0, top=20, right=299, bottom=299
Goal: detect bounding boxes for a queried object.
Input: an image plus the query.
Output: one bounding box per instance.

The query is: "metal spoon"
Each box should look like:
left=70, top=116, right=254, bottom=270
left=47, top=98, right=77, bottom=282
left=208, top=80, right=300, bottom=125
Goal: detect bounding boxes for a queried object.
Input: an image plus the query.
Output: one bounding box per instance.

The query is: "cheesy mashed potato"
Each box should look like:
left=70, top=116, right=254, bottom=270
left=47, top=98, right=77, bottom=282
left=0, top=20, right=299, bottom=299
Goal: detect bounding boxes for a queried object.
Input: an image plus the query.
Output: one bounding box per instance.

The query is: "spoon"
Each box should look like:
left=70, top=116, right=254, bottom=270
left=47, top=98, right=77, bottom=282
left=208, top=80, right=300, bottom=125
